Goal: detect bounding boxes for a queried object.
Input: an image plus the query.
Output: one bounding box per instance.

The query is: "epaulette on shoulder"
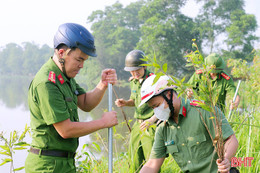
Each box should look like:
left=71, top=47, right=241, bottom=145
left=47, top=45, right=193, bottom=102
left=48, top=71, right=56, bottom=83
left=221, top=72, right=230, bottom=80
left=196, top=69, right=203, bottom=74
left=190, top=100, right=203, bottom=107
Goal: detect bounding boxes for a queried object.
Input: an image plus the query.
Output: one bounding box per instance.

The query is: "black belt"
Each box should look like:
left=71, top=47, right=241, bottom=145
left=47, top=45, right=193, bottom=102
left=30, top=147, right=75, bottom=158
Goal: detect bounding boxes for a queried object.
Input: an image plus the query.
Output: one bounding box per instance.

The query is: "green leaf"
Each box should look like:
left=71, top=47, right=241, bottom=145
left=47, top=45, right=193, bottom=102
left=169, top=75, right=180, bottom=84
left=0, top=145, right=9, bottom=151
left=185, top=63, right=194, bottom=67
left=83, top=151, right=90, bottom=158
left=14, top=166, right=25, bottom=171
left=91, top=142, right=101, bottom=152
left=192, top=43, right=197, bottom=49
left=140, top=57, right=149, bottom=62
left=177, top=91, right=184, bottom=98
left=113, top=126, right=116, bottom=133
left=153, top=72, right=165, bottom=85
left=140, top=63, right=153, bottom=67
left=14, top=147, right=27, bottom=150
left=19, top=124, right=29, bottom=141
left=200, top=104, right=213, bottom=112
left=14, top=142, right=30, bottom=146
left=181, top=77, right=186, bottom=83
left=152, top=63, right=160, bottom=69
left=153, top=54, right=157, bottom=63
left=0, top=151, right=10, bottom=156
left=0, top=158, right=12, bottom=166
left=162, top=63, right=167, bottom=73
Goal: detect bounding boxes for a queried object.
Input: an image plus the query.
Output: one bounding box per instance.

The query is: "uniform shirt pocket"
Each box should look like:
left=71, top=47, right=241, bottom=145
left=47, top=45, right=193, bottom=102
left=166, top=144, right=178, bottom=155
left=187, top=134, right=213, bottom=159
left=166, top=144, right=185, bottom=167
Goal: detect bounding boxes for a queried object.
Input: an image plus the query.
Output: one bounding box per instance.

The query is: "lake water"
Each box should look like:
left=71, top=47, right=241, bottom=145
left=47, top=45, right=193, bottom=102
left=0, top=76, right=133, bottom=172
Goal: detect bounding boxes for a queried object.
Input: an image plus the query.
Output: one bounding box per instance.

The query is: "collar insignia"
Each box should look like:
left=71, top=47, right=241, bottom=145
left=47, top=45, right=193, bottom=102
left=182, top=106, right=187, bottom=117
left=58, top=74, right=64, bottom=84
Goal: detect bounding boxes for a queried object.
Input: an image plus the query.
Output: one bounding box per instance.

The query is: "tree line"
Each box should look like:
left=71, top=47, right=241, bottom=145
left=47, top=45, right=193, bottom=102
left=0, top=0, right=258, bottom=82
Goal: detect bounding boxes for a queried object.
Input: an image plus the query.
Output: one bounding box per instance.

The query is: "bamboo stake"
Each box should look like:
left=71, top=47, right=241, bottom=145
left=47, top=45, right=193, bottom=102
left=112, top=87, right=132, bottom=132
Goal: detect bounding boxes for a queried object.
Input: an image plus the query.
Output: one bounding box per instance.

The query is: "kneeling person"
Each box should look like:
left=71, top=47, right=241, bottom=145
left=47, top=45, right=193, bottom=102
left=139, top=75, right=238, bottom=173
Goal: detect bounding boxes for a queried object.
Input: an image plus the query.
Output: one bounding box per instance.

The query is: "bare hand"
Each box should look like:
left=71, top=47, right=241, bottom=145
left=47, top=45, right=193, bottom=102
left=140, top=120, right=152, bottom=131
left=101, top=69, right=117, bottom=86
left=216, top=158, right=230, bottom=173
left=230, top=101, right=236, bottom=110
left=115, top=98, right=127, bottom=107
left=140, top=116, right=158, bottom=131
left=102, top=111, right=118, bottom=128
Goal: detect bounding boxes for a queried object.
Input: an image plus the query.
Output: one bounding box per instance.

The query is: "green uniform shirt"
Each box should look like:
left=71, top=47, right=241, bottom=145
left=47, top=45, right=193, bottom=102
left=28, top=57, right=85, bottom=153
left=188, top=71, right=237, bottom=111
left=150, top=98, right=234, bottom=173
left=130, top=69, right=154, bottom=119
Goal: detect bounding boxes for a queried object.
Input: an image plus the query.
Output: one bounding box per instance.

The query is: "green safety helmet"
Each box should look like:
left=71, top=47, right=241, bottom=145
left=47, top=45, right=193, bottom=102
left=205, top=53, right=225, bottom=73
left=124, top=50, right=147, bottom=71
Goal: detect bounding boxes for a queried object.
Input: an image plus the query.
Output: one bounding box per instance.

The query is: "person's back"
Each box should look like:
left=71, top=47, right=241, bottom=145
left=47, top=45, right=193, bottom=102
left=138, top=75, right=239, bottom=173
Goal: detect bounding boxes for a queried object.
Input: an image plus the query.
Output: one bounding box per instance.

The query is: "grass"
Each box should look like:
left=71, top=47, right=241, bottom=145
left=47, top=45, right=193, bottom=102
left=229, top=111, right=260, bottom=172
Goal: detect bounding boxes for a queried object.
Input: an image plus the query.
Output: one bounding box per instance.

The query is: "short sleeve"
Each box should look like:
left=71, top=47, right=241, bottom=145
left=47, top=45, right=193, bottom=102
left=75, top=82, right=86, bottom=95
left=129, top=81, right=135, bottom=100
left=35, top=82, right=70, bottom=125
left=150, top=126, right=167, bottom=159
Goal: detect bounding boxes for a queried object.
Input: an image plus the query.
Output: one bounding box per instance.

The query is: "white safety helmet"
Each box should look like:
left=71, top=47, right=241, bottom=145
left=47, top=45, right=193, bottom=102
left=139, top=75, right=175, bottom=107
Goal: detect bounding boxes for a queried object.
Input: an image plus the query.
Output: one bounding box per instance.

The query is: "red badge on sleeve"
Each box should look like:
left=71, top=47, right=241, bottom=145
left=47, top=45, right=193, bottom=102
left=48, top=71, right=56, bottom=83
left=58, top=74, right=64, bottom=84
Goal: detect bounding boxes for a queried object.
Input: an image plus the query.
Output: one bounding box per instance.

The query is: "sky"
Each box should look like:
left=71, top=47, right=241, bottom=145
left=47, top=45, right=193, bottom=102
left=0, top=0, right=259, bottom=48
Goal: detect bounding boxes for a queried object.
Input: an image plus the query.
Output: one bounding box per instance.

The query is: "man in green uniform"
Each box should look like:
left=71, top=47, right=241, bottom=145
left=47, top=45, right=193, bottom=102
left=25, top=23, right=118, bottom=173
left=139, top=75, right=239, bottom=173
left=187, top=53, right=240, bottom=112
left=115, top=50, right=158, bottom=172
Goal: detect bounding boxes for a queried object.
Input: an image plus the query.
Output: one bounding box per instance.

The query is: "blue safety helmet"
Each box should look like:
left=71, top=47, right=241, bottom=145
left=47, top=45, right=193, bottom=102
left=54, top=23, right=97, bottom=57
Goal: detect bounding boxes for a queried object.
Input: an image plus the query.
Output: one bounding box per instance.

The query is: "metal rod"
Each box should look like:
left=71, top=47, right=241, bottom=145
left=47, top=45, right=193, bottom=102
left=108, top=83, right=113, bottom=173
left=228, top=80, right=241, bottom=120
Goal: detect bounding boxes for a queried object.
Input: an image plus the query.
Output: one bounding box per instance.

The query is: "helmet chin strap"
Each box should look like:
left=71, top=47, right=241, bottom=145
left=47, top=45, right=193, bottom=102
left=161, top=90, right=175, bottom=118
left=59, top=58, right=67, bottom=77
left=58, top=48, right=71, bottom=78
